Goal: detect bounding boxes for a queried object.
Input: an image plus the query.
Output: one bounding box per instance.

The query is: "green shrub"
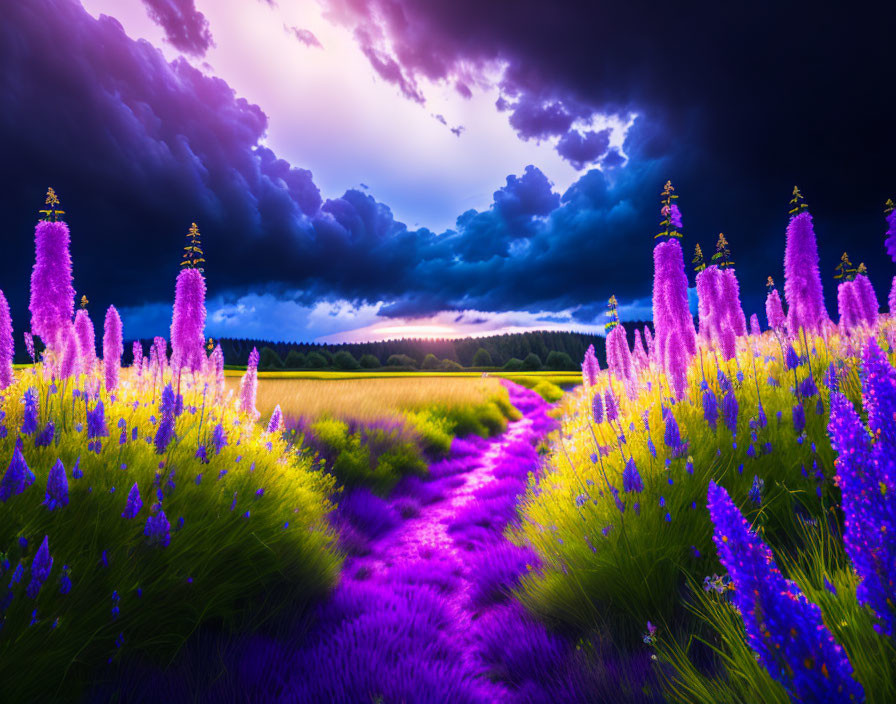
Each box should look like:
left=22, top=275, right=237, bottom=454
left=305, top=351, right=328, bottom=368
left=359, top=354, right=380, bottom=369
left=503, top=357, right=524, bottom=371
left=521, top=352, right=542, bottom=371
left=421, top=353, right=440, bottom=369
left=284, top=349, right=307, bottom=369
left=545, top=350, right=575, bottom=370
left=472, top=348, right=493, bottom=367
left=386, top=354, right=417, bottom=368
left=511, top=376, right=565, bottom=402
left=439, top=359, right=464, bottom=371
left=259, top=346, right=284, bottom=370
left=333, top=350, right=360, bottom=370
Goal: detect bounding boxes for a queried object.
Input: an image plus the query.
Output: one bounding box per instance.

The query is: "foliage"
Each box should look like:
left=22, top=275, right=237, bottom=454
left=472, top=348, right=493, bottom=367
left=332, top=350, right=360, bottom=370
left=358, top=353, right=380, bottom=369
left=258, top=345, right=284, bottom=370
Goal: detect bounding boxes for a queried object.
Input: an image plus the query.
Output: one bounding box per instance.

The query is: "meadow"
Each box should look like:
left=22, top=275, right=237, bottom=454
left=2, top=185, right=895, bottom=702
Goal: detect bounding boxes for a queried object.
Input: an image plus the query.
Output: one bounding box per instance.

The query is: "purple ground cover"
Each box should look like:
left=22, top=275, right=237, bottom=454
left=89, top=381, right=655, bottom=702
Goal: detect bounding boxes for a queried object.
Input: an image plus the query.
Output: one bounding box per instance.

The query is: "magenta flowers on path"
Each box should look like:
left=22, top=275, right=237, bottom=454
left=784, top=211, right=828, bottom=334
left=170, top=268, right=207, bottom=373
left=0, top=289, right=13, bottom=389
left=103, top=306, right=123, bottom=390
left=29, top=220, right=75, bottom=352
left=653, top=238, right=696, bottom=398
left=707, top=481, right=863, bottom=703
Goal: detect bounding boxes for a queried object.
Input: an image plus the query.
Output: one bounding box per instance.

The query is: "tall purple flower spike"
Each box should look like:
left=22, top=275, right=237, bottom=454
left=170, top=268, right=207, bottom=373
left=605, top=323, right=634, bottom=386
left=581, top=344, right=600, bottom=387
left=765, top=287, right=786, bottom=331
left=74, top=309, right=96, bottom=376
left=29, top=220, right=75, bottom=352
left=707, top=481, right=863, bottom=703
left=103, top=306, right=123, bottom=391
left=853, top=274, right=879, bottom=329
left=828, top=339, right=896, bottom=637
left=239, top=347, right=260, bottom=418
left=784, top=211, right=828, bottom=334
left=889, top=276, right=896, bottom=314
left=838, top=274, right=879, bottom=335
left=652, top=238, right=696, bottom=398
left=632, top=329, right=650, bottom=369
left=210, top=344, right=225, bottom=398
left=696, top=266, right=742, bottom=359
left=59, top=327, right=80, bottom=379
left=0, top=289, right=13, bottom=389
left=885, top=206, right=896, bottom=263
left=749, top=314, right=761, bottom=336
left=268, top=404, right=284, bottom=433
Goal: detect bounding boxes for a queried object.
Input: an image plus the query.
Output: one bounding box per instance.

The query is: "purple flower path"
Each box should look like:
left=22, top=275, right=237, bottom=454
left=96, top=381, right=650, bottom=702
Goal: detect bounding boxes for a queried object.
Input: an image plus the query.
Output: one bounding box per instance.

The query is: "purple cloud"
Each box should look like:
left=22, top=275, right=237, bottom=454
left=285, top=25, right=323, bottom=49
left=555, top=128, right=611, bottom=170
left=507, top=97, right=575, bottom=141
left=140, top=0, right=214, bottom=56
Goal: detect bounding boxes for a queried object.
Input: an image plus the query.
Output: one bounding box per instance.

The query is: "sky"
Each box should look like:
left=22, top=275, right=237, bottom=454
left=1, top=0, right=894, bottom=343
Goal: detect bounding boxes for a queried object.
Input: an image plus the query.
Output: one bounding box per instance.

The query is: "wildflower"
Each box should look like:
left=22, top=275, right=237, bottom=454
left=195, top=473, right=203, bottom=485
left=74, top=309, right=96, bottom=375
left=21, top=388, right=39, bottom=435
left=604, top=389, right=618, bottom=422
left=154, top=385, right=176, bottom=454
left=663, top=410, right=683, bottom=450
left=170, top=267, right=207, bottom=373
left=0, top=291, right=13, bottom=390
left=575, top=494, right=588, bottom=508
left=29, top=219, right=75, bottom=354
left=239, top=347, right=260, bottom=418
left=664, top=512, right=671, bottom=522
left=707, top=480, right=862, bottom=701
left=59, top=565, right=71, bottom=595
left=622, top=458, right=643, bottom=493
left=746, top=444, right=756, bottom=458
left=0, top=447, right=30, bottom=502
left=785, top=345, right=802, bottom=370
left=749, top=475, right=764, bottom=505
left=827, top=341, right=896, bottom=636
left=86, top=401, right=109, bottom=441
left=122, top=483, right=142, bottom=519
left=100, top=550, right=108, bottom=568
left=784, top=209, right=829, bottom=334
left=643, top=621, right=657, bottom=646
left=582, top=344, right=600, bottom=387
left=799, top=377, right=818, bottom=398
left=177, top=516, right=184, bottom=530
left=267, top=404, right=284, bottom=433
left=792, top=403, right=806, bottom=435
left=111, top=590, right=120, bottom=620
left=72, top=457, right=83, bottom=479
left=703, top=388, right=718, bottom=430
left=686, top=457, right=694, bottom=474
left=647, top=437, right=657, bottom=458
left=230, top=492, right=238, bottom=511
left=212, top=424, right=228, bottom=454
left=144, top=510, right=171, bottom=548
left=591, top=393, right=603, bottom=424
left=26, top=536, right=53, bottom=599
left=721, top=390, right=738, bottom=433
left=43, top=459, right=68, bottom=510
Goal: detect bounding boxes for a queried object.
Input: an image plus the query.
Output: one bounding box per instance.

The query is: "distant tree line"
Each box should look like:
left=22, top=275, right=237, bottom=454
left=119, top=327, right=651, bottom=371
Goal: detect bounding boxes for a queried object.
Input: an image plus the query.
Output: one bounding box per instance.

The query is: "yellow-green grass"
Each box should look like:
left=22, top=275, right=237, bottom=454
left=225, top=374, right=519, bottom=422
left=224, top=369, right=580, bottom=385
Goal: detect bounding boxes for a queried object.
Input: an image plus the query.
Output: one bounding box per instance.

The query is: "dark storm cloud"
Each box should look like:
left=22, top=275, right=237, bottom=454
left=140, top=0, right=214, bottom=56
left=1, top=0, right=894, bottom=341
left=556, top=129, right=611, bottom=171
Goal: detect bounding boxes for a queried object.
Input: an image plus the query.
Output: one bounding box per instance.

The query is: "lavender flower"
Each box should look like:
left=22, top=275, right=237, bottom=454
left=785, top=345, right=801, bottom=370
left=122, top=482, right=142, bottom=519
left=59, top=565, right=71, bottom=595
left=74, top=309, right=96, bottom=376
left=86, top=401, right=109, bottom=440
left=212, top=423, right=228, bottom=453
left=792, top=403, right=806, bottom=435
left=144, top=509, right=171, bottom=548
left=103, top=306, right=123, bottom=391
left=827, top=341, right=896, bottom=636
left=703, top=388, right=718, bottom=430
left=239, top=347, right=260, bottom=418
left=0, top=447, right=30, bottom=502
left=591, top=392, right=604, bottom=424
left=604, top=389, right=618, bottom=423
left=748, top=475, right=764, bottom=505
left=170, top=268, right=207, bottom=372
left=582, top=344, right=600, bottom=387
left=72, top=456, right=82, bottom=479
left=59, top=328, right=80, bottom=379
left=26, top=536, right=53, bottom=599
left=154, top=385, right=176, bottom=454
left=886, top=205, right=896, bottom=263
left=707, top=481, right=863, bottom=702
left=663, top=409, right=683, bottom=450
left=24, top=331, right=35, bottom=363
left=35, top=421, right=55, bottom=447
left=606, top=323, right=634, bottom=384
left=43, top=459, right=68, bottom=510
left=132, top=341, right=143, bottom=375
left=765, top=287, right=786, bottom=331
left=823, top=363, right=839, bottom=392
left=749, top=314, right=761, bottom=336
left=622, top=457, right=644, bottom=493
left=29, top=220, right=75, bottom=352
left=267, top=404, right=284, bottom=433
left=210, top=344, right=225, bottom=399
left=652, top=238, right=696, bottom=398
left=21, top=387, right=38, bottom=435
left=721, top=390, right=738, bottom=433
left=784, top=210, right=828, bottom=334
left=0, top=290, right=13, bottom=390
left=798, top=377, right=818, bottom=398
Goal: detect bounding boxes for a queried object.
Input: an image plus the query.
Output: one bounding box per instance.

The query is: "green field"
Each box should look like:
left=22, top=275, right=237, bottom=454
left=224, top=368, right=581, bottom=386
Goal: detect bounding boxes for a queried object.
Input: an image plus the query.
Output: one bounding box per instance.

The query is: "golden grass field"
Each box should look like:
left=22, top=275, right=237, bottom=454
left=224, top=374, right=515, bottom=422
